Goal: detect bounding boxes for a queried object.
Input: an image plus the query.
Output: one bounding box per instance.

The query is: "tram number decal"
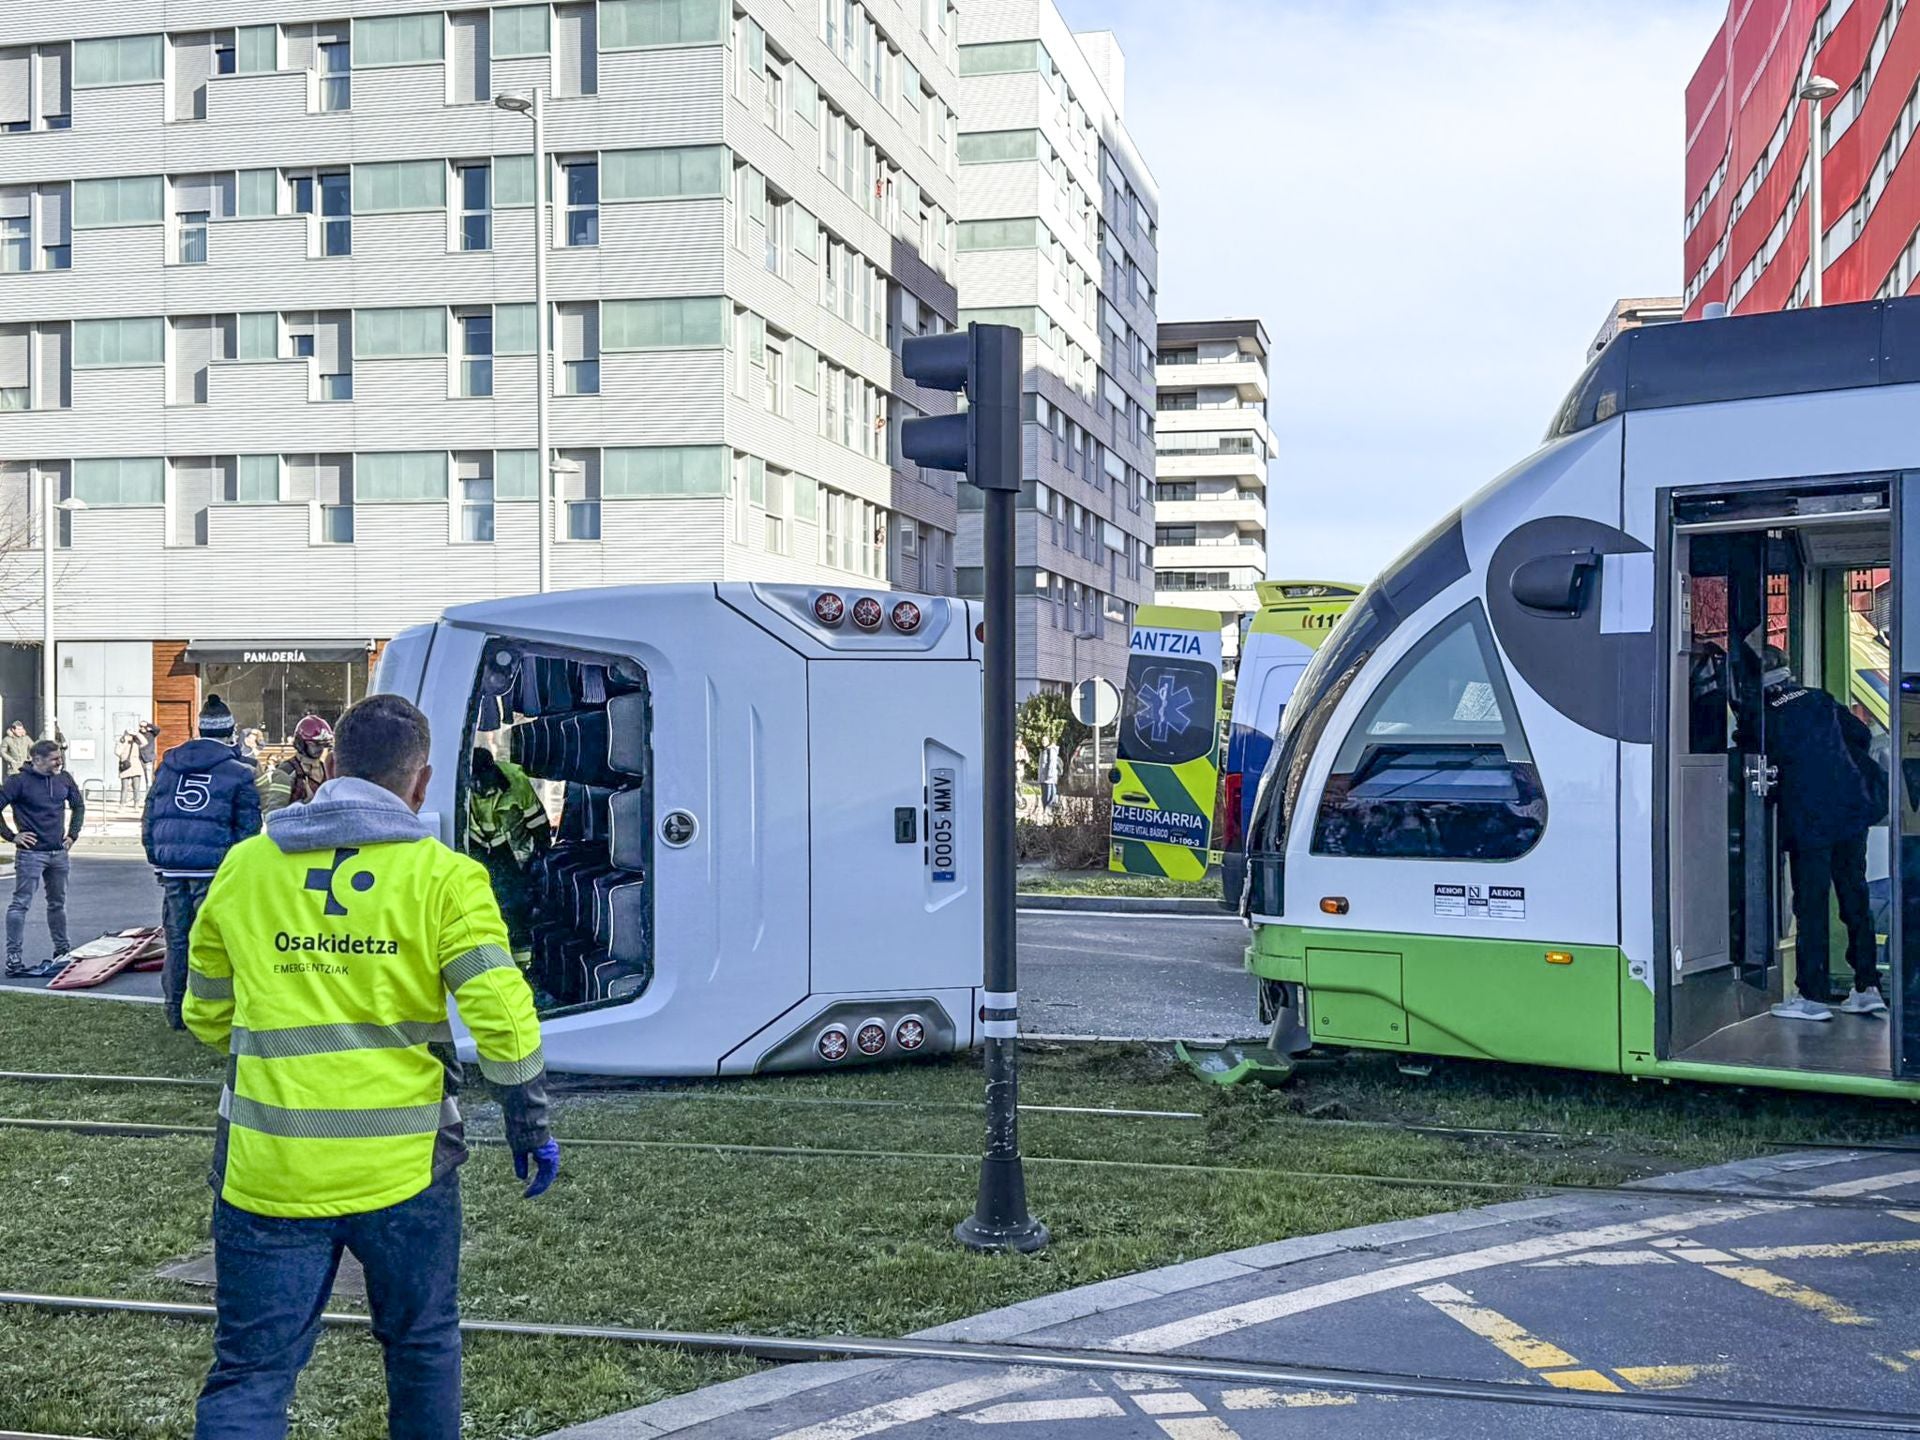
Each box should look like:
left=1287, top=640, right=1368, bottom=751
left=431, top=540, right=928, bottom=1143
left=928, top=767, right=958, bottom=883
left=1434, top=883, right=1525, bottom=921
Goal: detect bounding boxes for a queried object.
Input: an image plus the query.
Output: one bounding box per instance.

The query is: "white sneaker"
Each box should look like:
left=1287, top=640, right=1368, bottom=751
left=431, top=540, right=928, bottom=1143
left=1841, top=987, right=1889, bottom=1016
left=1770, top=996, right=1834, bottom=1022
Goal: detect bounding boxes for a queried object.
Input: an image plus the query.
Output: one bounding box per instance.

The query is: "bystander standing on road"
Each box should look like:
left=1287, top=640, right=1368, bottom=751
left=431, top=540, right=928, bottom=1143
left=1040, top=742, right=1062, bottom=813
left=0, top=740, right=83, bottom=978
left=142, top=696, right=260, bottom=1031
left=0, top=721, right=32, bottom=779
left=138, top=721, right=159, bottom=791
left=116, top=728, right=145, bottom=807
left=184, top=694, right=557, bottom=1439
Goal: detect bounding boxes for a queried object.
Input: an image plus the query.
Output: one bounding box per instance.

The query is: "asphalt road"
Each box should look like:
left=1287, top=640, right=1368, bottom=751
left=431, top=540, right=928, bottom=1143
left=0, top=857, right=1260, bottom=1040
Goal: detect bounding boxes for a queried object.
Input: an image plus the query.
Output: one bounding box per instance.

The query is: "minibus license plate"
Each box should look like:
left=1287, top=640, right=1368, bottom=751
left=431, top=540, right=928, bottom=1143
left=929, top=767, right=958, bottom=883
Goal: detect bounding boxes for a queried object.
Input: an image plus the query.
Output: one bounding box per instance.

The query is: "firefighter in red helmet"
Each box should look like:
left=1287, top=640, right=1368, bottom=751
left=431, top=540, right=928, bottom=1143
left=258, top=715, right=334, bottom=815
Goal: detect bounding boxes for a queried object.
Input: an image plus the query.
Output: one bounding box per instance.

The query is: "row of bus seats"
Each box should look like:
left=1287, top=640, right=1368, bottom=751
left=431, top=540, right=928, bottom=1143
left=497, top=657, right=653, bottom=1009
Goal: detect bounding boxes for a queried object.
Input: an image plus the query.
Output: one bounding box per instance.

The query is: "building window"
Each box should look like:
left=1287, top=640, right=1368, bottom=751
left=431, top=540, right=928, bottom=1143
left=293, top=171, right=351, bottom=256
left=458, top=163, right=491, bottom=250
left=563, top=159, right=598, bottom=246
left=460, top=473, right=495, bottom=541
left=764, top=335, right=784, bottom=414
left=556, top=301, right=600, bottom=394
left=321, top=372, right=353, bottom=401
left=321, top=503, right=355, bottom=542
left=317, top=40, right=351, bottom=112
left=0, top=215, right=25, bottom=272
left=557, top=450, right=601, bottom=538
left=460, top=311, right=493, bottom=397
left=178, top=210, right=209, bottom=265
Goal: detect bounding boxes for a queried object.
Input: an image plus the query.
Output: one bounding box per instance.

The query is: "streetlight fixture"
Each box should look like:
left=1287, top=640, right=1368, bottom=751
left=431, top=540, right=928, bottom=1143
left=1800, top=75, right=1841, bottom=307
left=41, top=485, right=87, bottom=741
left=495, top=89, right=554, bottom=591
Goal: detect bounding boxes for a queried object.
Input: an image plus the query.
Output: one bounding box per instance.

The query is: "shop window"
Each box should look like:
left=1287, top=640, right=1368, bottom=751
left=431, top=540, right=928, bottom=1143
left=1311, top=601, right=1545, bottom=861
left=197, top=650, right=371, bottom=746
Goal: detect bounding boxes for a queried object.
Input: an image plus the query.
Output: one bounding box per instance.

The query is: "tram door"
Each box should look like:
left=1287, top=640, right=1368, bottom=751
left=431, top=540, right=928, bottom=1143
left=1724, top=532, right=1788, bottom=992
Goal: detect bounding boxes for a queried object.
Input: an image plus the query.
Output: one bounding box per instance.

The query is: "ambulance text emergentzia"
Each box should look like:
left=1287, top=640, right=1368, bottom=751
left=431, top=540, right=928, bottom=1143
left=1131, top=631, right=1203, bottom=655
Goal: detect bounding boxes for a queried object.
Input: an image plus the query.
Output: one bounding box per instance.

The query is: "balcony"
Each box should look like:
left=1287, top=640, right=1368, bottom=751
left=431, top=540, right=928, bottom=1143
left=1156, top=358, right=1268, bottom=398
left=1153, top=496, right=1267, bottom=528
left=1155, top=541, right=1266, bottom=572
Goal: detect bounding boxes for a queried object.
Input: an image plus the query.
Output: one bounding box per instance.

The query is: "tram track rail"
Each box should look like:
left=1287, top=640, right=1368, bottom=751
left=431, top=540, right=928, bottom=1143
left=7, top=1065, right=1918, bottom=1155
left=2, top=1288, right=1917, bottom=1432
left=7, top=1109, right=1920, bottom=1215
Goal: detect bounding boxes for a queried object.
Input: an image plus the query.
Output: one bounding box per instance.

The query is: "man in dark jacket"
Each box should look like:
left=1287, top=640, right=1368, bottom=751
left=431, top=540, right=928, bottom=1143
left=1762, top=648, right=1888, bottom=1022
left=0, top=739, right=84, bottom=978
left=142, top=696, right=261, bottom=1030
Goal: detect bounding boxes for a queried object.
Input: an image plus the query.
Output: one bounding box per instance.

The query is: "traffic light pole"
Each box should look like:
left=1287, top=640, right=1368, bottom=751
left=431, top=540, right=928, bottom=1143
left=897, top=324, right=1046, bottom=1252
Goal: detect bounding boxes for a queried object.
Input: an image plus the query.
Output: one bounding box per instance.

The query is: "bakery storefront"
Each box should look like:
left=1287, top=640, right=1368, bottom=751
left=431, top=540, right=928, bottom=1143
left=180, top=641, right=378, bottom=746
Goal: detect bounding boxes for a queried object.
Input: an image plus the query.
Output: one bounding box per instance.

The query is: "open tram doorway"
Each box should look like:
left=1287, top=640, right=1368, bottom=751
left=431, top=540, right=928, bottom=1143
left=1663, top=478, right=1902, bottom=1079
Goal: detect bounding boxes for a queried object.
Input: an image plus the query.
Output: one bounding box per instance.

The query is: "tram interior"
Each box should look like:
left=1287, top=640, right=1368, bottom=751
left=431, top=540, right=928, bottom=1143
left=463, top=639, right=654, bottom=1016
left=1667, top=512, right=1893, bottom=1077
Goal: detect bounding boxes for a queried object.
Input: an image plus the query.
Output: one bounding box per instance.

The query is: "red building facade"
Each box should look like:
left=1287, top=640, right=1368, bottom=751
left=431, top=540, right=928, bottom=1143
left=1685, top=0, right=1920, bottom=318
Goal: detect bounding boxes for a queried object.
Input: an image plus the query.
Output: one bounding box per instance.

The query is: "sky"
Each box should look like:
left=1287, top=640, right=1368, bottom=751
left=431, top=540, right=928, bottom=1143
left=1053, top=0, right=1725, bottom=583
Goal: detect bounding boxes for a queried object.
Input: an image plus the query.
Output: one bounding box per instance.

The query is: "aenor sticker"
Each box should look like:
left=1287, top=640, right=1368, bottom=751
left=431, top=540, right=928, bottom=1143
left=1487, top=885, right=1526, bottom=921
left=1434, top=882, right=1525, bottom=921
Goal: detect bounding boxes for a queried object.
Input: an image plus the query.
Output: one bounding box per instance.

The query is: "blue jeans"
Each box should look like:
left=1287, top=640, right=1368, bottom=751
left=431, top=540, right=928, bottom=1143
left=159, top=876, right=212, bottom=1029
left=6, top=848, right=68, bottom=963
left=196, top=1171, right=463, bottom=1440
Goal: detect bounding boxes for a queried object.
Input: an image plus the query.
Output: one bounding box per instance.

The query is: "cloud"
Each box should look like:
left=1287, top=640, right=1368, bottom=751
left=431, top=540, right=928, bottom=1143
left=1053, top=0, right=1722, bottom=582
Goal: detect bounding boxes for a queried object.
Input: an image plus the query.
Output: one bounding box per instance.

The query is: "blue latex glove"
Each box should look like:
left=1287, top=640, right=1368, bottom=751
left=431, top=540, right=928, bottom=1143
left=513, top=1138, right=560, bottom=1199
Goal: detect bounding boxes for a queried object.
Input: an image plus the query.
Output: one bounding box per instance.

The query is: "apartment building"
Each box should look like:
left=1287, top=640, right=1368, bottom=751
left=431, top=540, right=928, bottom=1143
left=1152, top=318, right=1272, bottom=667
left=1685, top=0, right=1920, bottom=314
left=0, top=0, right=963, bottom=793
left=951, top=2, right=1158, bottom=698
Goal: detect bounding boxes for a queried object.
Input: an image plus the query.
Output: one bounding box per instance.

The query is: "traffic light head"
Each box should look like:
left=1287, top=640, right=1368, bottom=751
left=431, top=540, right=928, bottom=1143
left=900, top=323, right=1023, bottom=492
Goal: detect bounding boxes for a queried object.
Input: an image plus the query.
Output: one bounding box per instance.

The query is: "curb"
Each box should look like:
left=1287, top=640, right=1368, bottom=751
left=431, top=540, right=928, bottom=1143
left=1016, top=892, right=1228, bottom=915
left=543, top=1146, right=1870, bottom=1439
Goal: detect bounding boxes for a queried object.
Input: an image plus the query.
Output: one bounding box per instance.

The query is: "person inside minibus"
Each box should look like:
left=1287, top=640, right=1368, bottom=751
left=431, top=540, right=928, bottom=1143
left=1760, top=646, right=1890, bottom=1023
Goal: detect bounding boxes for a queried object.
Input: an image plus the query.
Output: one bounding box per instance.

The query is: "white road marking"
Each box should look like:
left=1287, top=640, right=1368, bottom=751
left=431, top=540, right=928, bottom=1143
left=1153, top=1420, right=1242, bottom=1440
left=770, top=1371, right=1059, bottom=1440
left=1219, top=1388, right=1359, bottom=1410
left=1526, top=1251, right=1676, bottom=1268
left=1111, top=1204, right=1767, bottom=1353
left=1805, top=1168, right=1920, bottom=1198
left=960, top=1397, right=1125, bottom=1424
left=1133, top=1392, right=1207, bottom=1415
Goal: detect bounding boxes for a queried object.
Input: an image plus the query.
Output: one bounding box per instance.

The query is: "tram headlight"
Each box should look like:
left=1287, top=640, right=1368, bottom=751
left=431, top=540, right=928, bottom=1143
left=889, top=600, right=923, bottom=634
left=852, top=596, right=885, bottom=631
left=817, top=1025, right=851, bottom=1062
left=855, top=1020, right=889, bottom=1056
left=893, top=1016, right=927, bottom=1052
left=814, top=592, right=847, bottom=626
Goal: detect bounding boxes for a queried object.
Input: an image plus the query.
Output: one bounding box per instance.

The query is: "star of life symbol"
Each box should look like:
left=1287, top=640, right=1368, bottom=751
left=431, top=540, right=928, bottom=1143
left=1134, top=674, right=1195, bottom=745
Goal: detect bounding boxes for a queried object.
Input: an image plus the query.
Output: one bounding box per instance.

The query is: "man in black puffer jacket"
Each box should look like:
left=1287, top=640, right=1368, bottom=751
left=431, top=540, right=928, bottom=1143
left=1760, top=648, right=1889, bottom=1024
left=143, top=696, right=261, bottom=1029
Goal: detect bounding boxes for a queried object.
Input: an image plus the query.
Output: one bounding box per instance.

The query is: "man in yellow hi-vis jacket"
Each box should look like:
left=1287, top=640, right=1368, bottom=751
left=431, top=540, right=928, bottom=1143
left=184, top=693, right=558, bottom=1440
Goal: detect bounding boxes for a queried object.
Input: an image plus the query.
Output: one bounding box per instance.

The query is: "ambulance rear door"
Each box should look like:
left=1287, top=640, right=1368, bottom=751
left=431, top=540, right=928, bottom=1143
left=807, top=658, right=982, bottom=997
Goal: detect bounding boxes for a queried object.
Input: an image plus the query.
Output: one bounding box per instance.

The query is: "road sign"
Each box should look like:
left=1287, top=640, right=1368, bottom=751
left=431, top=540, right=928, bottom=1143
left=1070, top=677, right=1119, bottom=729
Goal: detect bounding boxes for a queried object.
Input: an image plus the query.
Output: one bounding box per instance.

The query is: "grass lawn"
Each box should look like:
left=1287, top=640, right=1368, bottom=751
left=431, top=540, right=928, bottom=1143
left=1017, top=870, right=1225, bottom=901
left=3, top=993, right=1919, bottom=1438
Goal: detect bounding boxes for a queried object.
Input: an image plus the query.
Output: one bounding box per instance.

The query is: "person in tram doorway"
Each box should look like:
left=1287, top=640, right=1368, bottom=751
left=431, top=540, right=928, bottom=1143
left=142, top=696, right=261, bottom=1031
left=1, top=721, right=32, bottom=779
left=184, top=693, right=558, bottom=1440
left=1039, top=741, right=1063, bottom=813
left=1760, top=646, right=1891, bottom=1022
left=466, top=746, right=551, bottom=967
left=0, top=739, right=83, bottom=978
left=258, top=714, right=334, bottom=814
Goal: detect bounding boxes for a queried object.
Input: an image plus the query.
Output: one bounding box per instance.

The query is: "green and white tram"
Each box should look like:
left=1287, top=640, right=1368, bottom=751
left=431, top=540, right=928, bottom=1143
left=1244, top=297, right=1920, bottom=1099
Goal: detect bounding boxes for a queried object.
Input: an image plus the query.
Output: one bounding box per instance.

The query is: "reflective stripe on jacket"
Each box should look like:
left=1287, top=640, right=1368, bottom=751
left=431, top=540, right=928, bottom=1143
left=184, top=799, right=549, bottom=1218
left=468, top=758, right=549, bottom=864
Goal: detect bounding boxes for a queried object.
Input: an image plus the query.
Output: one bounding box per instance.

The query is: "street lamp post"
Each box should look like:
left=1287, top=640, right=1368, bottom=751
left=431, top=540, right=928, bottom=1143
left=1801, top=75, right=1841, bottom=306
left=495, top=90, right=552, bottom=592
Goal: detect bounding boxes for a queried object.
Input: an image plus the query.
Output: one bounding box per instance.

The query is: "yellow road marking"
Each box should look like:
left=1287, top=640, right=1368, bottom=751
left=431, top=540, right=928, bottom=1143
left=1874, top=1354, right=1911, bottom=1374
left=1653, top=1240, right=1874, bottom=1326
left=1542, top=1370, right=1625, bottom=1392
left=1417, top=1283, right=1585, bottom=1370
left=1614, top=1365, right=1732, bottom=1390
left=1218, top=1388, right=1359, bottom=1410
left=1734, top=1238, right=1920, bottom=1261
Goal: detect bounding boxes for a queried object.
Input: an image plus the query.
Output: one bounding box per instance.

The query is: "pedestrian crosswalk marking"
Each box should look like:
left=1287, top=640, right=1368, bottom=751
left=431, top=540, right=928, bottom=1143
left=960, top=1398, right=1125, bottom=1424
